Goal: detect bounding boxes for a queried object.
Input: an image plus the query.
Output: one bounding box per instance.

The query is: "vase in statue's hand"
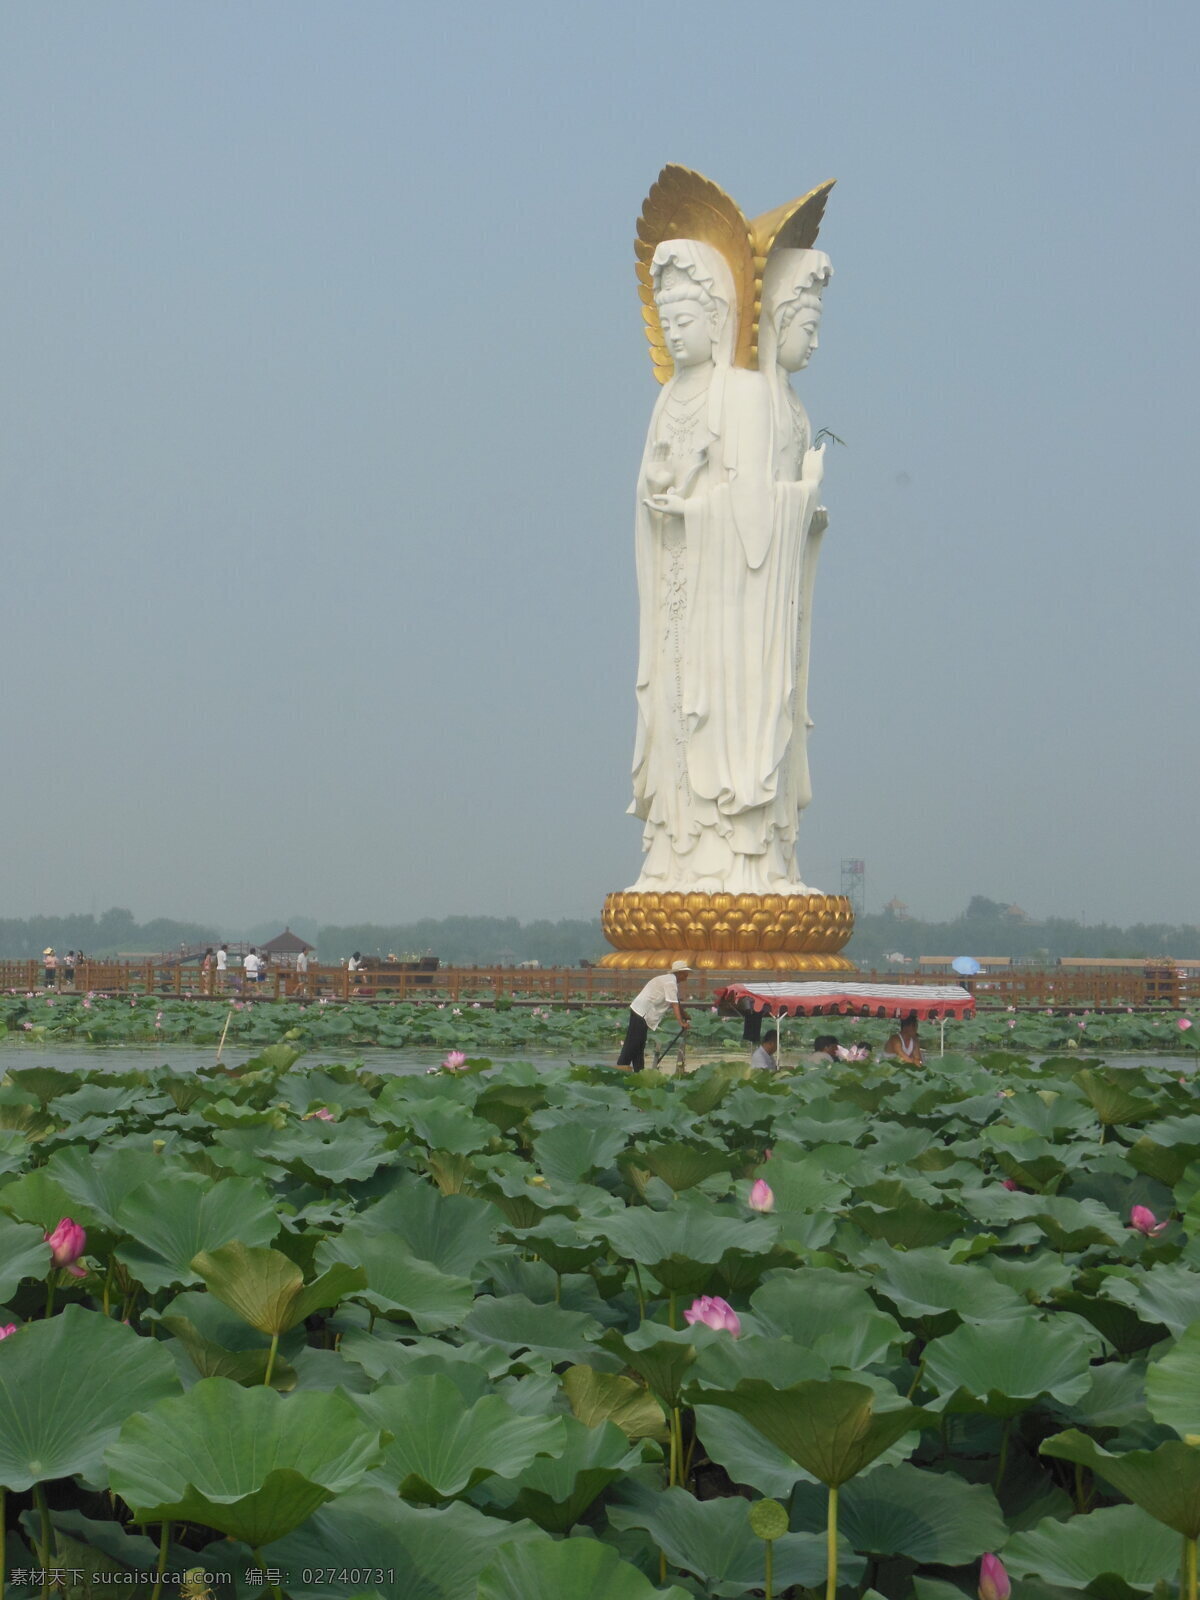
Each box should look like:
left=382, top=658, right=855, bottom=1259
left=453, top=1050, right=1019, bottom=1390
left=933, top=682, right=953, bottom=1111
left=801, top=440, right=825, bottom=491
left=645, top=442, right=675, bottom=498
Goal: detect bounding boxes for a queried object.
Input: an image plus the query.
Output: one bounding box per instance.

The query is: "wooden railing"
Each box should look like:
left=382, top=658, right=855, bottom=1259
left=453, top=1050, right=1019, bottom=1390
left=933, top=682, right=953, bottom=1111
left=0, top=961, right=1197, bottom=1010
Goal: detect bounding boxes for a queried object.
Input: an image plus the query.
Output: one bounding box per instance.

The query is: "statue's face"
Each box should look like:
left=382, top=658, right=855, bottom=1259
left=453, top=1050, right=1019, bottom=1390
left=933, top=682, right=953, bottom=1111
left=659, top=298, right=716, bottom=369
left=777, top=294, right=823, bottom=373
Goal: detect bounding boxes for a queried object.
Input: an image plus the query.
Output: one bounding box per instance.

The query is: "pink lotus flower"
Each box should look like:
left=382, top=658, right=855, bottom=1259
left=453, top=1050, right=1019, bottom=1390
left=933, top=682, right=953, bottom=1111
left=979, top=1554, right=1010, bottom=1600
left=1002, top=1179, right=1020, bottom=1191
left=684, top=1295, right=741, bottom=1337
left=304, top=1107, right=336, bottom=1122
left=0, top=1324, right=16, bottom=1341
left=836, top=1045, right=869, bottom=1062
left=442, top=1050, right=467, bottom=1071
left=45, top=1218, right=88, bottom=1277
left=21, top=1022, right=32, bottom=1031
left=1179, top=1019, right=1193, bottom=1031
left=748, top=1179, right=775, bottom=1212
left=1130, top=1205, right=1168, bottom=1236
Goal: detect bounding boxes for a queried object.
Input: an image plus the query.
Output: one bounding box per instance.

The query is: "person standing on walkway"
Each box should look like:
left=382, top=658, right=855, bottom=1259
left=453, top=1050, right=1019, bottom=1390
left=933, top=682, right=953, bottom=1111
left=616, top=960, right=691, bottom=1072
left=216, top=944, right=229, bottom=988
left=42, top=948, right=58, bottom=989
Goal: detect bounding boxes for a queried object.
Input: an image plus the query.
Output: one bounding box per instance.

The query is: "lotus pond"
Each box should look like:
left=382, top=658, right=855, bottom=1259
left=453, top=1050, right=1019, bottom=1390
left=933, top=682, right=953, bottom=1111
left=4, top=1044, right=1200, bottom=1600
left=3, top=994, right=1198, bottom=1060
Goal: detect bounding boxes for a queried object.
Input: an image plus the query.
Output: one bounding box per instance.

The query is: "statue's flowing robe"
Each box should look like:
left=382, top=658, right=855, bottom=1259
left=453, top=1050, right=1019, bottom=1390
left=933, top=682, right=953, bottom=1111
left=629, top=365, right=820, bottom=893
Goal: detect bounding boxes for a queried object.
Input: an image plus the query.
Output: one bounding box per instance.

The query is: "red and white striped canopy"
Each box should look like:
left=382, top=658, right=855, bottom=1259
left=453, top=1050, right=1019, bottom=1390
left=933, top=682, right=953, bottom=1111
left=716, top=980, right=976, bottom=1020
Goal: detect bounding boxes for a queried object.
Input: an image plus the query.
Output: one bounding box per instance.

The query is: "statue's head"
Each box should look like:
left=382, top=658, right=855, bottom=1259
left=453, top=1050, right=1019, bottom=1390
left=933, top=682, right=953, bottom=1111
left=651, top=240, right=737, bottom=372
left=761, top=248, right=832, bottom=374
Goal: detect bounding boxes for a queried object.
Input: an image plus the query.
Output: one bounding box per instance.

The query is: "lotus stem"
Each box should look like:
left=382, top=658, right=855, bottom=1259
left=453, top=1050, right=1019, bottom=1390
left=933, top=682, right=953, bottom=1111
left=151, top=1521, right=171, bottom=1600
left=632, top=1263, right=646, bottom=1320
left=554, top=1272, right=561, bottom=1305
left=905, top=1358, right=925, bottom=1399
left=670, top=1405, right=685, bottom=1488
left=253, top=1550, right=283, bottom=1600
left=263, top=1332, right=280, bottom=1387
left=668, top=1292, right=677, bottom=1331
left=825, top=1484, right=838, bottom=1600
left=33, top=1482, right=55, bottom=1581
left=43, top=1273, right=56, bottom=1320
left=1186, top=1533, right=1198, bottom=1600
left=765, top=1535, right=774, bottom=1600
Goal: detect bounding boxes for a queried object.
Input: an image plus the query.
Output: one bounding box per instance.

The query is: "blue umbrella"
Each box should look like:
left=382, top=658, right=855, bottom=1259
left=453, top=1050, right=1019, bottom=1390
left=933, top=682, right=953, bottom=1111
left=952, top=956, right=982, bottom=976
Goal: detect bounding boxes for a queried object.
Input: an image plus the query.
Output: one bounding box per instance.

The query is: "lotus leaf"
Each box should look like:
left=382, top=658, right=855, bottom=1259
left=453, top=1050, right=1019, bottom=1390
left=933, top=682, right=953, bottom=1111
left=316, top=1228, right=474, bottom=1332
left=1103, top=1263, right=1200, bottom=1336
left=1146, top=1321, right=1200, bottom=1437
left=561, top=1365, right=667, bottom=1439
left=462, top=1294, right=604, bottom=1364
left=0, top=1215, right=56, bottom=1301
left=0, top=1305, right=179, bottom=1490
left=115, top=1172, right=279, bottom=1292
left=1041, top=1429, right=1200, bottom=1538
left=594, top=1202, right=778, bottom=1294
left=835, top=1463, right=1006, bottom=1564
left=105, top=1377, right=384, bottom=1547
left=923, top=1312, right=1096, bottom=1415
left=609, top=1482, right=860, bottom=1595
left=482, top=1416, right=642, bottom=1531
left=191, top=1241, right=366, bottom=1334
left=45, top=1144, right=163, bottom=1229
left=1004, top=1502, right=1179, bottom=1591
left=532, top=1120, right=629, bottom=1183
left=697, top=1378, right=928, bottom=1486
left=352, top=1374, right=564, bottom=1501
left=352, top=1182, right=501, bottom=1276
left=263, top=1489, right=545, bottom=1600
left=750, top=1268, right=903, bottom=1367
left=476, top=1535, right=693, bottom=1600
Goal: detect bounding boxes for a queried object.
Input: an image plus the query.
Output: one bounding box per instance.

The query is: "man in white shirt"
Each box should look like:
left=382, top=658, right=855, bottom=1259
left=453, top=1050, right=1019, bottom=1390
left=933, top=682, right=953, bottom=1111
left=750, top=1029, right=779, bottom=1071
left=616, top=960, right=691, bottom=1072
left=243, top=949, right=261, bottom=984
left=216, top=945, right=229, bottom=988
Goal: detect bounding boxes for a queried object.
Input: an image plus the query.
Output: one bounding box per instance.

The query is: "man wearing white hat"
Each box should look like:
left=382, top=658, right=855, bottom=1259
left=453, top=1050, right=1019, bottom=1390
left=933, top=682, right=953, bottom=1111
left=616, top=960, right=691, bottom=1072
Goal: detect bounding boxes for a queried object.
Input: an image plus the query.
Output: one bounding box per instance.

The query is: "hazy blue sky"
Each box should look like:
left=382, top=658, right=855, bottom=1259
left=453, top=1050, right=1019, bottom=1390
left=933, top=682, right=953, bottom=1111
left=3, top=1, right=1197, bottom=933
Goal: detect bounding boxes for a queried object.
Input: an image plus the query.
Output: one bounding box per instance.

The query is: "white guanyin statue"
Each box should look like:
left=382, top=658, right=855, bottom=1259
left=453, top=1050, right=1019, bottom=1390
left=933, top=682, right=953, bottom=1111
left=627, top=169, right=835, bottom=897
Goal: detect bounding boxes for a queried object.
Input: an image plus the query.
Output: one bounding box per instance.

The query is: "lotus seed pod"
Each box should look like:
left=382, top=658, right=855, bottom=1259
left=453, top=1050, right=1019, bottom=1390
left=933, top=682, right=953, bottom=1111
left=748, top=1498, right=789, bottom=1541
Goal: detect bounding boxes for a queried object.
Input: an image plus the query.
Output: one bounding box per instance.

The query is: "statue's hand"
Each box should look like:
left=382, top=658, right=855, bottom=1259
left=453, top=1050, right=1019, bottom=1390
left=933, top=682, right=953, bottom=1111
left=644, top=491, right=686, bottom=517
left=810, top=506, right=829, bottom=537
left=801, top=441, right=826, bottom=490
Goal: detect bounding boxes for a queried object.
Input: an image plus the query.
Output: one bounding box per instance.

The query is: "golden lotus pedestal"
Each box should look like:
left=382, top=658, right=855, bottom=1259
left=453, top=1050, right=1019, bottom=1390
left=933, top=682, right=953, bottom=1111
left=599, top=890, right=856, bottom=971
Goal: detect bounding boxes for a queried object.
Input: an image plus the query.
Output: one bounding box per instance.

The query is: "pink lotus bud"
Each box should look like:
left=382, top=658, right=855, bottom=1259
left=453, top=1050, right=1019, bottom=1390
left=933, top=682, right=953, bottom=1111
left=304, top=1107, right=336, bottom=1121
left=1179, top=1018, right=1193, bottom=1031
left=442, top=1050, right=467, bottom=1071
left=1130, top=1205, right=1168, bottom=1236
left=684, top=1295, right=741, bottom=1338
left=45, top=1217, right=88, bottom=1277
left=979, top=1554, right=1010, bottom=1600
left=1002, top=1179, right=1019, bottom=1191
left=748, top=1179, right=775, bottom=1212
left=0, top=1324, right=17, bottom=1341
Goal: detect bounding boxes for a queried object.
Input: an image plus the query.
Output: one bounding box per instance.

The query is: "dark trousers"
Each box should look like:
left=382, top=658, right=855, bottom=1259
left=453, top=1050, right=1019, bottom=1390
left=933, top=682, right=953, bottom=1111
left=617, top=1009, right=649, bottom=1071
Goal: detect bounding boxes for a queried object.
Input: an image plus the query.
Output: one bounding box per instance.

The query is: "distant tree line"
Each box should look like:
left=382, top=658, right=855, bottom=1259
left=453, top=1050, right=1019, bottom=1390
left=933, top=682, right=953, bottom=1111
left=845, top=894, right=1200, bottom=968
left=3, top=899, right=1195, bottom=970
left=0, top=908, right=218, bottom=960
left=318, top=916, right=609, bottom=967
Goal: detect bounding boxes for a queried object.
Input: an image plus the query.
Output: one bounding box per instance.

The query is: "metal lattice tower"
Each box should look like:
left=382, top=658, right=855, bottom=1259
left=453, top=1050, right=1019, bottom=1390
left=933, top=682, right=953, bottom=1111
left=840, top=858, right=865, bottom=916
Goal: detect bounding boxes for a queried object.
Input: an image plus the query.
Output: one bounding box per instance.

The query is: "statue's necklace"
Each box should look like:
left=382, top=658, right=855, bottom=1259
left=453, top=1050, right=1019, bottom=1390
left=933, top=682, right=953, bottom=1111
left=663, top=388, right=705, bottom=449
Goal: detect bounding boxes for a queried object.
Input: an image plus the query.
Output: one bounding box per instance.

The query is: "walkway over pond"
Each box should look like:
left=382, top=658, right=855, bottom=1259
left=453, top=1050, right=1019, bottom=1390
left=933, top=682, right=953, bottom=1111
left=2, top=961, right=1196, bottom=1012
